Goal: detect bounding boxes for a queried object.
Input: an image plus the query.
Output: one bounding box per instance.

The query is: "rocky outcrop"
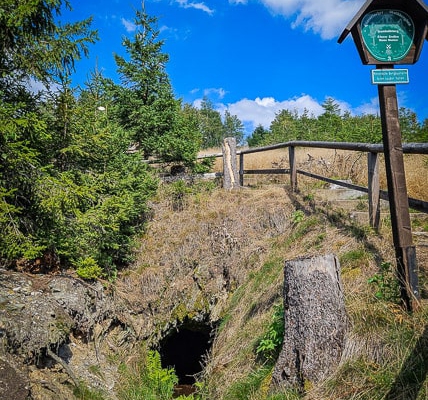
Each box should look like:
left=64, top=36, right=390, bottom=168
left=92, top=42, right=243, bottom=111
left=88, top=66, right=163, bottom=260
left=0, top=187, right=299, bottom=399
left=0, top=269, right=124, bottom=399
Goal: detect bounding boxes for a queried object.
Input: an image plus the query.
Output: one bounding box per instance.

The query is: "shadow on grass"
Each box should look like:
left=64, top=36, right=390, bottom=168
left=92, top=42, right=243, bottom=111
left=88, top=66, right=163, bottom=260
left=285, top=189, right=428, bottom=399
left=286, top=189, right=382, bottom=263
left=385, top=324, right=428, bottom=400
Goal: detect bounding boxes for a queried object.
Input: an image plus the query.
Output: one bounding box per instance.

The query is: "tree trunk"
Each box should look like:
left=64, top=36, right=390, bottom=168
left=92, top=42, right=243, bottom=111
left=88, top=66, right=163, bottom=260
left=271, top=254, right=348, bottom=392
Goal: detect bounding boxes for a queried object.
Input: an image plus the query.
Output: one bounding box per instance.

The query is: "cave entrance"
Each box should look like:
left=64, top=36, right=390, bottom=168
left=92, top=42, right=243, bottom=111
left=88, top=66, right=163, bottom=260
left=159, top=320, right=213, bottom=388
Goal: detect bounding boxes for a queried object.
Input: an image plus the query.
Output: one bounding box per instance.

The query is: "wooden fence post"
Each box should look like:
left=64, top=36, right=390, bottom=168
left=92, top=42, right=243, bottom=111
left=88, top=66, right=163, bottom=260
left=289, top=146, right=297, bottom=192
left=378, top=81, right=420, bottom=310
left=239, top=152, right=244, bottom=186
left=367, top=152, right=380, bottom=230
left=222, top=137, right=240, bottom=190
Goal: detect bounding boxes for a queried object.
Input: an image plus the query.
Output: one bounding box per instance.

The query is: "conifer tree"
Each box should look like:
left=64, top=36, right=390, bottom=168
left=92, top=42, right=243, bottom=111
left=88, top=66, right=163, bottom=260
left=112, top=6, right=201, bottom=166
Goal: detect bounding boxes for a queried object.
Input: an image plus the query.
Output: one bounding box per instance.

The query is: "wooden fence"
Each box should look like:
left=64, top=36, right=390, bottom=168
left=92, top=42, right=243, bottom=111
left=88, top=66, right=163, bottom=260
left=198, top=140, right=428, bottom=231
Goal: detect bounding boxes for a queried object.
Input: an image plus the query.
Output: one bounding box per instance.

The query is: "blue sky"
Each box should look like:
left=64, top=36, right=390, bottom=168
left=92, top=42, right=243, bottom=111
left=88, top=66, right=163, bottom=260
left=61, top=0, right=428, bottom=134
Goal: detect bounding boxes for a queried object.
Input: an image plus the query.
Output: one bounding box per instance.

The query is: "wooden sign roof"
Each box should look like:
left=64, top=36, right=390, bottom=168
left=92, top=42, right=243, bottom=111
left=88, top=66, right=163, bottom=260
left=338, top=0, right=428, bottom=64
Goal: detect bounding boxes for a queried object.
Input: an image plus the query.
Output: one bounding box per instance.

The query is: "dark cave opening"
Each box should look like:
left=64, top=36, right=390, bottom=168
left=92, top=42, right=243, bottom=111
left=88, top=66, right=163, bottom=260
left=159, top=321, right=213, bottom=385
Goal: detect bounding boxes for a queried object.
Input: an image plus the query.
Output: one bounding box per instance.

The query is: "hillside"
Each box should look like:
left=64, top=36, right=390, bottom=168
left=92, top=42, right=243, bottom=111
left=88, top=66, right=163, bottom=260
left=139, top=179, right=428, bottom=400
left=1, top=150, right=427, bottom=400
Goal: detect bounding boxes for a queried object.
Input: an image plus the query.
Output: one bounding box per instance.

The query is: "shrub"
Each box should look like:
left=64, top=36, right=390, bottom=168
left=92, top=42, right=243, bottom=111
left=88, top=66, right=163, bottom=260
left=75, top=257, right=103, bottom=280
left=256, top=304, right=285, bottom=363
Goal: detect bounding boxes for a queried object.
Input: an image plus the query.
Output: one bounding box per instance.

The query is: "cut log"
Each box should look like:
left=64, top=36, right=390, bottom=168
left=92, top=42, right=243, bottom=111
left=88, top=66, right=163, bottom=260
left=271, top=254, right=348, bottom=392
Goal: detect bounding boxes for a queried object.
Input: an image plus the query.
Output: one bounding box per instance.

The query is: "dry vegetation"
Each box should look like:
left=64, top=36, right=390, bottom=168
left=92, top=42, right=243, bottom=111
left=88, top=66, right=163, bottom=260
left=122, top=147, right=428, bottom=399
left=209, top=146, right=428, bottom=200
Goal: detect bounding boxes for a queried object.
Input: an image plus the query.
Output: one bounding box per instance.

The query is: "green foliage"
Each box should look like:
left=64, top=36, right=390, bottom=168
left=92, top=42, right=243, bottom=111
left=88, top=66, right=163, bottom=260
left=166, top=180, right=192, bottom=211
left=75, top=257, right=103, bottom=280
left=368, top=262, right=400, bottom=302
left=0, top=0, right=97, bottom=86
left=73, top=382, right=105, bottom=400
left=246, top=99, right=427, bottom=146
left=198, top=97, right=224, bottom=148
left=291, top=210, right=305, bottom=224
left=1, top=57, right=158, bottom=274
left=225, top=366, right=273, bottom=400
left=248, top=124, right=269, bottom=147
left=340, top=248, right=369, bottom=270
left=223, top=109, right=244, bottom=146
left=0, top=1, right=100, bottom=269
left=256, top=304, right=285, bottom=363
left=118, top=349, right=180, bottom=400
left=197, top=97, right=244, bottom=148
left=112, top=9, right=202, bottom=165
left=191, top=156, right=215, bottom=174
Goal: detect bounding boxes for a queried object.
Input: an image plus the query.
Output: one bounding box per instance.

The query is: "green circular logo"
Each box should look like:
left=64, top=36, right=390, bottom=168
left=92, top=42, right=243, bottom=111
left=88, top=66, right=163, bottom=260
left=361, top=10, right=414, bottom=62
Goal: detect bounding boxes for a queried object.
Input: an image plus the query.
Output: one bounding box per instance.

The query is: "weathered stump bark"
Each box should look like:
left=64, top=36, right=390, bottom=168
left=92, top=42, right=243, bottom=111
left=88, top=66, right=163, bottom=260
left=271, top=254, right=348, bottom=392
left=222, top=137, right=239, bottom=190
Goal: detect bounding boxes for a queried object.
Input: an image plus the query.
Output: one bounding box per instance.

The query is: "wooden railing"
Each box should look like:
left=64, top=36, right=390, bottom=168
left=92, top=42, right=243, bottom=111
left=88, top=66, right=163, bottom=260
left=199, top=140, right=428, bottom=230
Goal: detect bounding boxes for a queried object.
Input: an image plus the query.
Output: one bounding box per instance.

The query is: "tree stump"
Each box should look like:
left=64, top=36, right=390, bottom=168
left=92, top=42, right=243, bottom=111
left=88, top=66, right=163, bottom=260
left=222, top=137, right=239, bottom=190
left=271, top=254, right=348, bottom=392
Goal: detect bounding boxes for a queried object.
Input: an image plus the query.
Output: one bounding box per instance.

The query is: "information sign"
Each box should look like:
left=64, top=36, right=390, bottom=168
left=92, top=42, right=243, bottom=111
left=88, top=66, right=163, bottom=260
left=361, top=10, right=415, bottom=62
left=371, top=68, right=409, bottom=84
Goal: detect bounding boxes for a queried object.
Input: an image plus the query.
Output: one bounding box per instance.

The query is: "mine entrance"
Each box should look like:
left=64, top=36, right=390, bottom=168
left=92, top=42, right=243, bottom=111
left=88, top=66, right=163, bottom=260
left=159, top=320, right=213, bottom=390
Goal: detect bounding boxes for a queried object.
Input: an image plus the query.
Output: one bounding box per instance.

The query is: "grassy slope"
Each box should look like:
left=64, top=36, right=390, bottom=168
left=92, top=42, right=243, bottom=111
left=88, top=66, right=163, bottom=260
left=127, top=149, right=428, bottom=399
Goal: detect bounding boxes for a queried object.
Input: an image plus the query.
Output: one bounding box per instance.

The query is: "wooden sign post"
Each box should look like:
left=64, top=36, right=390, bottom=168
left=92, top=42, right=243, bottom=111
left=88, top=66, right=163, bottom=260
left=338, top=0, right=428, bottom=311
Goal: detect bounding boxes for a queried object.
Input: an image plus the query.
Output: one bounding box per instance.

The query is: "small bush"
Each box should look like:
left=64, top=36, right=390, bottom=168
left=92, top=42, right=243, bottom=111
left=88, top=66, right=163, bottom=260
left=368, top=262, right=400, bottom=302
left=192, top=157, right=215, bottom=174
left=75, top=257, right=103, bottom=280
left=256, top=304, right=285, bottom=363
left=291, top=210, right=305, bottom=224
left=118, top=349, right=195, bottom=400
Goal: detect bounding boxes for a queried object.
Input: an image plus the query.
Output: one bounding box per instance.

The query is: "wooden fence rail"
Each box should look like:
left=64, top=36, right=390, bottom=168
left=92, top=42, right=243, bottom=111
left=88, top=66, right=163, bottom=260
left=198, top=140, right=428, bottom=230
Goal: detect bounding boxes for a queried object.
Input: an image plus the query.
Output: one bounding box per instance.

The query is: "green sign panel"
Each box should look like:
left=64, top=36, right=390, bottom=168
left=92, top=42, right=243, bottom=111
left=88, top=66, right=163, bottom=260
left=361, top=10, right=415, bottom=62
left=371, top=69, right=409, bottom=85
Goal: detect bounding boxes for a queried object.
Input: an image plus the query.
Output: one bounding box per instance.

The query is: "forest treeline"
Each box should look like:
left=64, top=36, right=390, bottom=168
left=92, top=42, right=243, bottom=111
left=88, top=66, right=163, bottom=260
left=247, top=98, right=428, bottom=147
left=1, top=1, right=426, bottom=278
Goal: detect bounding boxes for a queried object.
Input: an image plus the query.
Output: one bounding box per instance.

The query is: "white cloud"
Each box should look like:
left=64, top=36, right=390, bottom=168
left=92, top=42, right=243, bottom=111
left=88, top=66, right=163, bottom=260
left=204, top=87, right=227, bottom=99
left=258, top=0, right=364, bottom=39
left=26, top=78, right=61, bottom=95
left=224, top=95, right=324, bottom=130
left=121, top=17, right=137, bottom=32
left=176, top=0, right=215, bottom=15
left=354, top=97, right=379, bottom=115
left=193, top=92, right=381, bottom=134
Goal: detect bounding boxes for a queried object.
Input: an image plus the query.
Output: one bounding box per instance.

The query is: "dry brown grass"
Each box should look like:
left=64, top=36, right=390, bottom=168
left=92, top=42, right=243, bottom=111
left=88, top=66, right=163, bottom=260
left=120, top=148, right=428, bottom=399
left=205, top=147, right=428, bottom=200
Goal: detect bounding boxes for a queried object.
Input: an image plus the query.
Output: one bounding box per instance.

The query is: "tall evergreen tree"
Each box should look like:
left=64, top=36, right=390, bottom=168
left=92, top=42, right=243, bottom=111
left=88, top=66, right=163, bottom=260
left=318, top=98, right=343, bottom=141
left=223, top=110, right=244, bottom=146
left=0, top=0, right=97, bottom=266
left=270, top=109, right=299, bottom=143
left=112, top=7, right=201, bottom=166
left=198, top=97, right=224, bottom=148
left=247, top=124, right=270, bottom=147
left=399, top=107, right=421, bottom=142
